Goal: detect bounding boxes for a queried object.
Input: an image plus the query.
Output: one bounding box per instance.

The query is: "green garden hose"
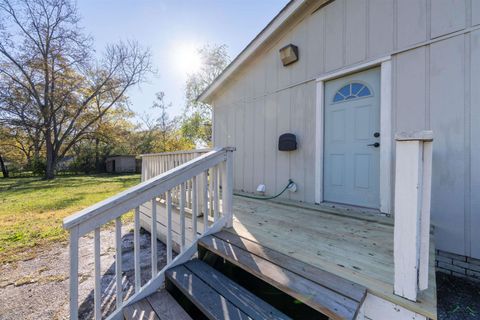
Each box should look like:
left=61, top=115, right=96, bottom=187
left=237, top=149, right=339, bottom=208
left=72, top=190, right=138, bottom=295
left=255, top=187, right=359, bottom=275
left=233, top=179, right=295, bottom=200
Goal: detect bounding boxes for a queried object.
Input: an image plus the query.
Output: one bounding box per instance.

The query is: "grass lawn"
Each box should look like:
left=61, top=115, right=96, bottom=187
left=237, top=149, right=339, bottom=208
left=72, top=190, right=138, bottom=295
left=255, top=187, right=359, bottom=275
left=0, top=174, right=140, bottom=264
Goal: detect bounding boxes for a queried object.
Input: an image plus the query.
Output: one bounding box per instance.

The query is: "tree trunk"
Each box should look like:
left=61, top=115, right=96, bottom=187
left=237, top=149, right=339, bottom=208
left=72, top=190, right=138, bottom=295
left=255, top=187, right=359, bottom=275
left=0, top=154, right=9, bottom=178
left=95, top=138, right=100, bottom=172
left=45, top=128, right=56, bottom=179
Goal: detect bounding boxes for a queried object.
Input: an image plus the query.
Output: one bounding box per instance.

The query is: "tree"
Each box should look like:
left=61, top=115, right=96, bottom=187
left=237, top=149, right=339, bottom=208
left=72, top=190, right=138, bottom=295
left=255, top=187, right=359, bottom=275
left=0, top=0, right=152, bottom=179
left=182, top=44, right=229, bottom=146
left=0, top=153, right=8, bottom=177
left=134, top=92, right=194, bottom=155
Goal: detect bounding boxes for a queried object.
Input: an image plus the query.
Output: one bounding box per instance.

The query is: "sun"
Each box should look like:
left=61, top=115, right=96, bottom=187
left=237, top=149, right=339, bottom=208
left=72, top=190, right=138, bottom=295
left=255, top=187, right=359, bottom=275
left=173, top=43, right=202, bottom=76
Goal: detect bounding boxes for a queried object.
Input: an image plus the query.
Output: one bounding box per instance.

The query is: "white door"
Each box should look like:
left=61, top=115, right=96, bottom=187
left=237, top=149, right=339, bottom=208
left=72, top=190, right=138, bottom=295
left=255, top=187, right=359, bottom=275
left=323, top=68, right=380, bottom=209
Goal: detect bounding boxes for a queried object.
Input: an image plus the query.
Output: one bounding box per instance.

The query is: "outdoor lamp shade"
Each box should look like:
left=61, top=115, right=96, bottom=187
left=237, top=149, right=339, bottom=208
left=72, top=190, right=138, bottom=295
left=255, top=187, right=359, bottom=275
left=279, top=44, right=298, bottom=66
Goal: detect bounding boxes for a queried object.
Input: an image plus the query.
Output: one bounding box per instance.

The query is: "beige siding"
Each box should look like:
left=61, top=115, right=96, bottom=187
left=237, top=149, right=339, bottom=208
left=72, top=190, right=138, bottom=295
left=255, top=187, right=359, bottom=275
left=211, top=0, right=478, bottom=257
left=429, top=36, right=466, bottom=254
left=430, top=0, right=466, bottom=38
left=470, top=29, right=480, bottom=258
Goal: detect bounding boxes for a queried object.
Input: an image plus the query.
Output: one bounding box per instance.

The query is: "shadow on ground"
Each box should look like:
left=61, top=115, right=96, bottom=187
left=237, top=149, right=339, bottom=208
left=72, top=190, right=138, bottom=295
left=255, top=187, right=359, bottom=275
left=78, top=229, right=175, bottom=320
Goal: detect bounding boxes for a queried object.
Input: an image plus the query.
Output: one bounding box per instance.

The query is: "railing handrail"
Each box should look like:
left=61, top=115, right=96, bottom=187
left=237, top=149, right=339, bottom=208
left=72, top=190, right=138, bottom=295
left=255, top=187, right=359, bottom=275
left=63, top=147, right=231, bottom=234
left=140, top=148, right=211, bottom=157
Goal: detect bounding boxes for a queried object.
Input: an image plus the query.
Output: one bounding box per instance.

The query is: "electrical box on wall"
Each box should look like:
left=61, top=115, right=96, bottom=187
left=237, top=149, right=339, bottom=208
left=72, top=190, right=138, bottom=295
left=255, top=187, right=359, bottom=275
left=278, top=133, right=297, bottom=151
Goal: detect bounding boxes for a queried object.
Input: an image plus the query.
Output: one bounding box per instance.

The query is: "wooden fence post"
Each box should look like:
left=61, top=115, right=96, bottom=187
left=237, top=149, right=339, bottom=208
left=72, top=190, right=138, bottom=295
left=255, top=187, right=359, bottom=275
left=393, top=131, right=433, bottom=301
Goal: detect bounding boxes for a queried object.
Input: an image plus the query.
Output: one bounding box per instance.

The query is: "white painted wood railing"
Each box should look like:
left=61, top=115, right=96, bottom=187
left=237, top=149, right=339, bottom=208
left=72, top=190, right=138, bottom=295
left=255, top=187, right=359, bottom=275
left=141, top=149, right=211, bottom=214
left=63, top=147, right=234, bottom=320
left=393, top=131, right=433, bottom=301
left=141, top=149, right=210, bottom=181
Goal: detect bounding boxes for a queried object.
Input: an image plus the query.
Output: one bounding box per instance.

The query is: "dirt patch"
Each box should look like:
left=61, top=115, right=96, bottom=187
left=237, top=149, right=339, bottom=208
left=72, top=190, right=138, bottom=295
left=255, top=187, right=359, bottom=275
left=437, top=271, right=480, bottom=320
left=0, top=223, right=170, bottom=320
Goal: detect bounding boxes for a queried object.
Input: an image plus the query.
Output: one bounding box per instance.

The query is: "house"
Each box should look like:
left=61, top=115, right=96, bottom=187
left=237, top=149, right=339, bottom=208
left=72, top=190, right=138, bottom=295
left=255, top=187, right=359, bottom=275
left=199, top=0, right=479, bottom=281
left=63, top=1, right=479, bottom=319
left=105, top=155, right=137, bottom=173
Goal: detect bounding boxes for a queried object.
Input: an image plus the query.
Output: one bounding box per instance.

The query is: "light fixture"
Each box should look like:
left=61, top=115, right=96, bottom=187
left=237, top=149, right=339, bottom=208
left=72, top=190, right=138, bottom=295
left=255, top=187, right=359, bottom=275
left=279, top=44, right=299, bottom=66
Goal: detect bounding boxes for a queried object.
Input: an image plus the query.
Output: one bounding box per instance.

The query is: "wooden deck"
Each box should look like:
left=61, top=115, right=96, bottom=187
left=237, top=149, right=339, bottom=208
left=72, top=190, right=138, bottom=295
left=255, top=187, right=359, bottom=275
left=229, top=196, right=437, bottom=320
left=139, top=195, right=437, bottom=319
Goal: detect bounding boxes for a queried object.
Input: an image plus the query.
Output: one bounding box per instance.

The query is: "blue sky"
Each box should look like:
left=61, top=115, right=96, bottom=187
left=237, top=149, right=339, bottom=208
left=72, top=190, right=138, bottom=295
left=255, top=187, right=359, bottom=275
left=77, top=0, right=289, bottom=123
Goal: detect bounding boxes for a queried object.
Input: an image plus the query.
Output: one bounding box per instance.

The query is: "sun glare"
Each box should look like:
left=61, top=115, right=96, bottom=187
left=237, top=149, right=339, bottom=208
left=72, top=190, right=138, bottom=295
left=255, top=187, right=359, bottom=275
left=173, top=43, right=202, bottom=76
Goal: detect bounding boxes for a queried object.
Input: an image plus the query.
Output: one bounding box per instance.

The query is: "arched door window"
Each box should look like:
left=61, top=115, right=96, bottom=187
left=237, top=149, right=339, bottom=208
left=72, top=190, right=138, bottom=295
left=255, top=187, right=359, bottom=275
left=333, top=82, right=372, bottom=103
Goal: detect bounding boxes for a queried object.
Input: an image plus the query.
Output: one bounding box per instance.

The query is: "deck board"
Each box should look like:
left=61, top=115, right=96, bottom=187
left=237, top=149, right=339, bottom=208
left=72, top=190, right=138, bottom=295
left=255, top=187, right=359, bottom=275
left=228, top=196, right=437, bottom=320
left=199, top=235, right=361, bottom=320
left=184, top=259, right=292, bottom=320
left=166, top=265, right=251, bottom=320
left=124, top=289, right=192, bottom=320
left=123, top=296, right=160, bottom=320
left=213, top=230, right=367, bottom=303
left=147, top=290, right=192, bottom=320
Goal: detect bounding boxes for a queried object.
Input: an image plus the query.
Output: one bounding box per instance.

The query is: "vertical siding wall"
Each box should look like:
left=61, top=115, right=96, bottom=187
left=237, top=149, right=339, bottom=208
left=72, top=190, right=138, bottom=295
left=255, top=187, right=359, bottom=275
left=212, top=0, right=480, bottom=259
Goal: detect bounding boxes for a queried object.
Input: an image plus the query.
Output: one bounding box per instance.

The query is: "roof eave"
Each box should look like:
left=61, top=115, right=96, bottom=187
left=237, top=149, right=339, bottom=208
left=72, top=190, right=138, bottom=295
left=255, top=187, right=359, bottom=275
left=197, top=0, right=309, bottom=104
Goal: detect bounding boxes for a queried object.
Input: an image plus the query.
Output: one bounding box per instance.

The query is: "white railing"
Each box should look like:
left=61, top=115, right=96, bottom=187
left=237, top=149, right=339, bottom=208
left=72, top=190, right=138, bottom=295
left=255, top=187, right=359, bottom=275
left=141, top=149, right=212, bottom=216
left=393, top=131, right=433, bottom=301
left=63, top=147, right=235, bottom=320
left=141, top=149, right=211, bottom=181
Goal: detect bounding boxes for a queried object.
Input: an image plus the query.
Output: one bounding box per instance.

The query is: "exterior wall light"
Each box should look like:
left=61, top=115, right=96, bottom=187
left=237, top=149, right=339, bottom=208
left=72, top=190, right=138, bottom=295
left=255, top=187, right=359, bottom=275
left=279, top=44, right=299, bottom=66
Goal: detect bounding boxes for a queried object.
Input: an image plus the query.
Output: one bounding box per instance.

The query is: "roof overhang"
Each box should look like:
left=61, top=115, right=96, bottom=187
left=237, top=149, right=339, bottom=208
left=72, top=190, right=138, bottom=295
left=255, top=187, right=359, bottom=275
left=198, top=0, right=330, bottom=104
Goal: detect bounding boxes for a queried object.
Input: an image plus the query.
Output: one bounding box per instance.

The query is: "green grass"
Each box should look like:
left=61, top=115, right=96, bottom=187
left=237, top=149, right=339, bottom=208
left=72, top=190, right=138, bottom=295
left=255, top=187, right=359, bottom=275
left=0, top=174, right=140, bottom=263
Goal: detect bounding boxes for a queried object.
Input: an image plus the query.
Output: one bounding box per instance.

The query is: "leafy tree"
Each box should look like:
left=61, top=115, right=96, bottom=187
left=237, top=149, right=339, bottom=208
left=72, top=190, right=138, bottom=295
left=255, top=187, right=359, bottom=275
left=182, top=44, right=229, bottom=146
left=135, top=92, right=194, bottom=154
left=0, top=0, right=152, bottom=179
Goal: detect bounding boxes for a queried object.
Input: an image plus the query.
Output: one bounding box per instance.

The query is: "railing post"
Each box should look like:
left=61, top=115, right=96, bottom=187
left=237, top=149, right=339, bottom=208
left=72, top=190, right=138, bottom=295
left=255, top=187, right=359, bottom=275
left=393, top=131, right=433, bottom=301
left=115, top=217, right=123, bottom=309
left=222, top=148, right=235, bottom=228
left=69, top=226, right=79, bottom=320
left=94, top=227, right=101, bottom=320
left=134, top=207, right=141, bottom=293
left=195, top=152, right=204, bottom=217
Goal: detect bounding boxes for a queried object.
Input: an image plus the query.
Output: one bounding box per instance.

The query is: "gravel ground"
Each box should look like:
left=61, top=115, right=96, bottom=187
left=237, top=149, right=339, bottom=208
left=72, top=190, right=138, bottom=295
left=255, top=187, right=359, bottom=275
left=0, top=224, right=170, bottom=320
left=3, top=228, right=480, bottom=320
left=437, top=271, right=480, bottom=320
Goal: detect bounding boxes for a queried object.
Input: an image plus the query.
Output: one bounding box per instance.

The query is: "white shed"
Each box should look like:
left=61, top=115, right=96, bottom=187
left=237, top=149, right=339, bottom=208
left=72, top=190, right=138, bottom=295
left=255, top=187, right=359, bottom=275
left=199, top=0, right=480, bottom=280
left=105, top=155, right=136, bottom=173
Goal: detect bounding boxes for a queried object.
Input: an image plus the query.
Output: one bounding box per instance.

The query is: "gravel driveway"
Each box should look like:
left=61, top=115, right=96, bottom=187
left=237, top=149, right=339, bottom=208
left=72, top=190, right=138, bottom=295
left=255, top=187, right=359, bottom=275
left=0, top=223, right=170, bottom=320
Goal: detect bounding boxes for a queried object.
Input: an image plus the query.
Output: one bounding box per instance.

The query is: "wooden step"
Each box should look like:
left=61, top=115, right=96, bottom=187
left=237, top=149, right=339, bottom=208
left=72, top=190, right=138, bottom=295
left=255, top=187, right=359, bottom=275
left=123, top=289, right=192, bottom=320
left=166, top=259, right=291, bottom=320
left=198, top=232, right=367, bottom=320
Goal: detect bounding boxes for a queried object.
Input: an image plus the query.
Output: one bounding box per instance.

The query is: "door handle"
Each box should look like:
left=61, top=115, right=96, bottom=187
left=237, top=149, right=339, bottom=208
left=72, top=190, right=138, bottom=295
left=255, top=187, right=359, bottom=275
left=367, top=142, right=380, bottom=148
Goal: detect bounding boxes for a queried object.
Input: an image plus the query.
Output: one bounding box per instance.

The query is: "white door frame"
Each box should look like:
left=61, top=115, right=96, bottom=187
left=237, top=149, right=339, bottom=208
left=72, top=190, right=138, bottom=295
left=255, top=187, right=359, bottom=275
left=315, top=56, right=392, bottom=214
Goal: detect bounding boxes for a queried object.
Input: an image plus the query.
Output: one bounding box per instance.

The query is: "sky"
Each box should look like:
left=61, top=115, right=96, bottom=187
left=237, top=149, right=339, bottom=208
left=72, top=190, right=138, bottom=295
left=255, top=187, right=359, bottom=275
left=76, top=0, right=289, bottom=123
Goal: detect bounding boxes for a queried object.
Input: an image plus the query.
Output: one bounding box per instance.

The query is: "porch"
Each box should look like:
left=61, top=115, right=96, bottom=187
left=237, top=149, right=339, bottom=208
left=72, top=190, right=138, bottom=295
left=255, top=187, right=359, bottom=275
left=226, top=196, right=436, bottom=319
left=63, top=135, right=436, bottom=319
left=140, top=194, right=436, bottom=319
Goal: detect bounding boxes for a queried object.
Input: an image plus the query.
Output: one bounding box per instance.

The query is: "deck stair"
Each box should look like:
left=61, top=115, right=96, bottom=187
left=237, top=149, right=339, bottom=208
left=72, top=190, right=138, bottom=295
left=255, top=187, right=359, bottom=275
left=166, top=259, right=291, bottom=320
left=199, top=231, right=367, bottom=320
left=126, top=230, right=367, bottom=320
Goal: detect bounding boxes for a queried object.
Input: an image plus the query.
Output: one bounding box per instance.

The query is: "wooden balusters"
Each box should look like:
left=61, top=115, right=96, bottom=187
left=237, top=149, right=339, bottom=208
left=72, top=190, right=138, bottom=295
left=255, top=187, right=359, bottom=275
left=134, top=207, right=141, bottom=293
left=115, top=217, right=123, bottom=308
left=180, top=183, right=186, bottom=251
left=69, top=227, right=79, bottom=320
left=192, top=176, right=198, bottom=240
left=166, top=190, right=172, bottom=263
left=203, top=171, right=208, bottom=233
left=151, top=199, right=158, bottom=276
left=213, top=167, right=219, bottom=222
left=65, top=148, right=234, bottom=319
left=94, top=228, right=101, bottom=319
